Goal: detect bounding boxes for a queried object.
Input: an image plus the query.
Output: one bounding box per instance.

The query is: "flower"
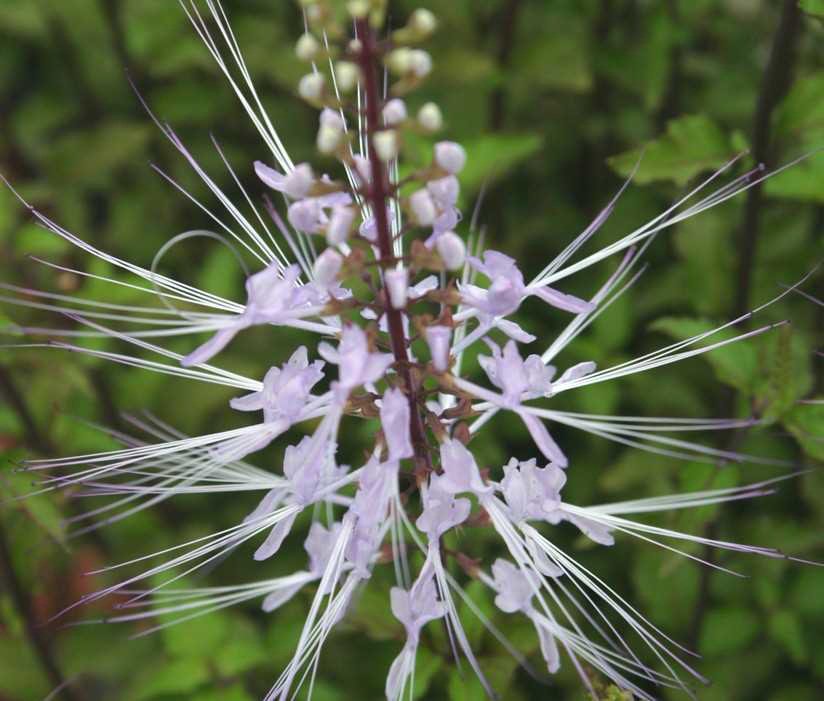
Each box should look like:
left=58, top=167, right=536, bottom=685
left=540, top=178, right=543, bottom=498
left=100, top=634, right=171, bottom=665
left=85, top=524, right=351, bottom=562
left=2, top=3, right=815, bottom=701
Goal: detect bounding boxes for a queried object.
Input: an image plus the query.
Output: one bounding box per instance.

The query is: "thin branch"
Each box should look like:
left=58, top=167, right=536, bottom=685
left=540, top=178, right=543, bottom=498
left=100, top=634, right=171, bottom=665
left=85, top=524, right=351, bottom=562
left=734, top=0, right=802, bottom=318
left=488, top=0, right=523, bottom=131
left=0, top=521, right=79, bottom=701
left=0, top=366, right=53, bottom=455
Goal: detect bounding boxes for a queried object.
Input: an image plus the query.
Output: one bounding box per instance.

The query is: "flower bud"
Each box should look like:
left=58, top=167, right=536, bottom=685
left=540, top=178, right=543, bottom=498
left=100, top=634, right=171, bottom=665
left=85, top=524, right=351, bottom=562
left=306, top=5, right=324, bottom=22
left=347, top=0, right=369, bottom=18
left=317, top=124, right=342, bottom=154
left=295, top=33, right=320, bottom=61
left=316, top=108, right=345, bottom=155
left=314, top=248, right=343, bottom=287
left=320, top=108, right=344, bottom=131
left=418, top=102, right=443, bottom=132
left=298, top=72, right=325, bottom=102
left=434, top=141, right=466, bottom=174
left=409, top=8, right=437, bottom=36
left=409, top=188, right=436, bottom=226
left=352, top=155, right=371, bottom=187
left=335, top=61, right=359, bottom=93
left=382, top=98, right=407, bottom=126
left=387, top=47, right=413, bottom=75
left=374, top=130, right=399, bottom=162
left=436, top=231, right=466, bottom=270
left=326, top=206, right=355, bottom=246
left=425, top=325, right=452, bottom=372
left=409, top=50, right=432, bottom=78
left=348, top=38, right=363, bottom=54
left=385, top=267, right=408, bottom=309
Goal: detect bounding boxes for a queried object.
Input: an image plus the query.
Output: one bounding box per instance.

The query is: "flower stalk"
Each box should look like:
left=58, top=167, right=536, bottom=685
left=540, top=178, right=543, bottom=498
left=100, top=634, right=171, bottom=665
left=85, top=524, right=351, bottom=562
left=355, top=17, right=432, bottom=476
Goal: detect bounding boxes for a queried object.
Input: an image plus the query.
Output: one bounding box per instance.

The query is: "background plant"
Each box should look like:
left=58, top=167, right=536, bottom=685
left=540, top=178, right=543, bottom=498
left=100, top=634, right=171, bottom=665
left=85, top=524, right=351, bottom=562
left=0, top=1, right=822, bottom=700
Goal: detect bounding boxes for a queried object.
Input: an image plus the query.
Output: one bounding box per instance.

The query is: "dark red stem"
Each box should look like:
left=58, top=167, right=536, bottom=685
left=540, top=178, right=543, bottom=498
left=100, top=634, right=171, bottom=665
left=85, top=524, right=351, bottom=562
left=355, top=19, right=432, bottom=474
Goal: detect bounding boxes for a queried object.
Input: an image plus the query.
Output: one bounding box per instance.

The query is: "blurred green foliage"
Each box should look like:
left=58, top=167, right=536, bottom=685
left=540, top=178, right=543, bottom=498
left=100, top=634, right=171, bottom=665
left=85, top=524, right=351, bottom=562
left=1, top=1, right=823, bottom=700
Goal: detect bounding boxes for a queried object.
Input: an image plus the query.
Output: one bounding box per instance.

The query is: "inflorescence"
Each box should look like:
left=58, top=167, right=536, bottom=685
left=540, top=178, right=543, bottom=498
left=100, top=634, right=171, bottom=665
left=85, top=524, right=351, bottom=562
left=2, top=1, right=818, bottom=700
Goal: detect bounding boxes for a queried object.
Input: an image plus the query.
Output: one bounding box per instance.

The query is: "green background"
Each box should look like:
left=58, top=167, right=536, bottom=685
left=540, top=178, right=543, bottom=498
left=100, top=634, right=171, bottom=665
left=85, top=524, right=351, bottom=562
left=1, top=1, right=823, bottom=699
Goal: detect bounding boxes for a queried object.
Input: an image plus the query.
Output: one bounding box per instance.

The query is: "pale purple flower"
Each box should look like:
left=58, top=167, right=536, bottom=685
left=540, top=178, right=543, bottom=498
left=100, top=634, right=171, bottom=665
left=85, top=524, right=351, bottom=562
left=463, top=251, right=526, bottom=317
left=182, top=263, right=304, bottom=366
left=230, top=346, right=324, bottom=424
left=318, top=324, right=394, bottom=395
left=499, top=458, right=565, bottom=523
left=478, top=340, right=552, bottom=406
left=425, top=325, right=451, bottom=372
left=438, top=439, right=493, bottom=497
left=255, top=161, right=315, bottom=198
left=287, top=190, right=352, bottom=234
left=416, top=476, right=471, bottom=540
left=488, top=559, right=560, bottom=674
left=386, top=566, right=446, bottom=700
left=380, top=388, right=414, bottom=460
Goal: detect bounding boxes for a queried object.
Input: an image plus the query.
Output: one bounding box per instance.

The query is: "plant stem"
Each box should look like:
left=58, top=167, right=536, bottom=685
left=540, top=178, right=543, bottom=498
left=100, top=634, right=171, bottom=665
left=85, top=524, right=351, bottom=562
left=734, top=0, right=802, bottom=318
left=0, top=519, right=79, bottom=701
left=355, top=19, right=433, bottom=475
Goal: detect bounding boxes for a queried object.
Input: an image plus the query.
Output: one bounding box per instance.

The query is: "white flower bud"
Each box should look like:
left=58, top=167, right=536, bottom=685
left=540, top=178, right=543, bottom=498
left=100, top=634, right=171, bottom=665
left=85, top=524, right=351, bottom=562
left=425, top=325, right=452, bottom=372
left=382, top=98, right=407, bottom=126
left=317, top=124, right=343, bottom=154
left=436, top=231, right=466, bottom=270
left=347, top=0, right=369, bottom=18
left=317, top=109, right=344, bottom=155
left=320, top=108, right=344, bottom=131
left=387, top=48, right=413, bottom=75
left=373, top=130, right=399, bottom=162
left=434, top=141, right=466, bottom=174
left=417, top=102, right=443, bottom=132
left=335, top=61, right=359, bottom=93
left=385, top=267, right=408, bottom=309
left=409, top=188, right=436, bottom=226
left=313, top=248, right=343, bottom=287
left=295, top=33, right=320, bottom=61
left=326, top=206, right=355, bottom=246
left=410, top=8, right=437, bottom=36
left=409, top=50, right=432, bottom=78
left=348, top=38, right=363, bottom=54
left=298, top=72, right=325, bottom=102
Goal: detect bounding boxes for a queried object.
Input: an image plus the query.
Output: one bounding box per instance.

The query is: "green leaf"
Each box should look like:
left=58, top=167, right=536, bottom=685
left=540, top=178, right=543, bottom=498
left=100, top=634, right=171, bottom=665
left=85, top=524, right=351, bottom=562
left=699, top=607, right=760, bottom=655
left=773, top=75, right=824, bottom=140
left=764, top=153, right=824, bottom=203
left=799, top=0, right=824, bottom=18
left=4, top=473, right=67, bottom=548
left=458, top=134, right=543, bottom=197
left=161, top=606, right=229, bottom=659
left=192, top=685, right=255, bottom=701
left=607, top=115, right=742, bottom=186
left=650, top=317, right=759, bottom=392
left=757, top=324, right=812, bottom=423
left=49, top=121, right=152, bottom=188
left=213, top=619, right=266, bottom=677
left=784, top=399, right=824, bottom=460
left=769, top=610, right=808, bottom=665
left=0, top=635, right=51, bottom=699
left=128, top=657, right=210, bottom=701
